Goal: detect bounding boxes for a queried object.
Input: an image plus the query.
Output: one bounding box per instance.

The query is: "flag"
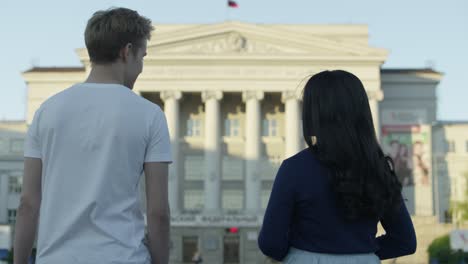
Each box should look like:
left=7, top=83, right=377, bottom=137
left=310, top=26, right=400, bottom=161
left=228, top=0, right=238, bottom=8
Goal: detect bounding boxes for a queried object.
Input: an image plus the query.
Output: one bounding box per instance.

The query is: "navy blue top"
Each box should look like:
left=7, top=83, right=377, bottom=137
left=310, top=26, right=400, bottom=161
left=258, top=149, right=416, bottom=261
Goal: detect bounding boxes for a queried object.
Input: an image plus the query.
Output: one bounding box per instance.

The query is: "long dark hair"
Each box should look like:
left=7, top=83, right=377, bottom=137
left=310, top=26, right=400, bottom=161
left=302, top=70, right=402, bottom=220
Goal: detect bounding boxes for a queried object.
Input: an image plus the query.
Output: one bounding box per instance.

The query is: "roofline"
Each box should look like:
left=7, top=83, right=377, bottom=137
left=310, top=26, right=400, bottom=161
left=0, top=120, right=26, bottom=124
left=23, top=67, right=85, bottom=73
left=433, top=120, right=468, bottom=126
left=381, top=68, right=443, bottom=75
left=24, top=67, right=441, bottom=74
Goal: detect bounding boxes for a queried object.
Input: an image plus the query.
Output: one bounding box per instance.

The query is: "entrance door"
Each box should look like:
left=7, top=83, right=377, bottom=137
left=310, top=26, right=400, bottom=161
left=182, top=236, right=198, bottom=264
left=223, top=234, right=240, bottom=264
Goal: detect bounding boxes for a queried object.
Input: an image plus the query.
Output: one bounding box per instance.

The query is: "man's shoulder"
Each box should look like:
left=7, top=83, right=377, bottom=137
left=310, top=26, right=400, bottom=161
left=38, top=83, right=164, bottom=118
left=132, top=94, right=164, bottom=116
left=39, top=84, right=78, bottom=108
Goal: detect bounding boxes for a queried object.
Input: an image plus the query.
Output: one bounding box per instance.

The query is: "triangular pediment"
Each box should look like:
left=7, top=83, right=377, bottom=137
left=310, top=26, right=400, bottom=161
left=147, top=21, right=387, bottom=57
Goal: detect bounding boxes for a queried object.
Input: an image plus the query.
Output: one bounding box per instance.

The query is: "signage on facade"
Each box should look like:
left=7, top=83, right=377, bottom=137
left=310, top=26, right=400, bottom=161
left=170, top=214, right=262, bottom=227
left=382, top=109, right=427, bottom=126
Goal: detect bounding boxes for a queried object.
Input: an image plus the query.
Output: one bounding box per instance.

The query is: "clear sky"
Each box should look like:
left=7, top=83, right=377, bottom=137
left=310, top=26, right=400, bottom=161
left=0, top=0, right=466, bottom=121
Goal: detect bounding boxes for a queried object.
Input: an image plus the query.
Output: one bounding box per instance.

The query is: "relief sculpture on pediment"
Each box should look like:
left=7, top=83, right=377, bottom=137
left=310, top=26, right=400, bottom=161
left=160, top=32, right=289, bottom=54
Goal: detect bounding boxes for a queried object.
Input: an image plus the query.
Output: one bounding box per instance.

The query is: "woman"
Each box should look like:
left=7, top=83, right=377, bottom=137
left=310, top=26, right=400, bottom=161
left=258, top=70, right=416, bottom=263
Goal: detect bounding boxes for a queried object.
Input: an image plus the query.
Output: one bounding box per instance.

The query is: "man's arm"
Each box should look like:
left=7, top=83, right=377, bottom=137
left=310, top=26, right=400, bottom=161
left=144, top=162, right=170, bottom=264
left=14, top=158, right=42, bottom=264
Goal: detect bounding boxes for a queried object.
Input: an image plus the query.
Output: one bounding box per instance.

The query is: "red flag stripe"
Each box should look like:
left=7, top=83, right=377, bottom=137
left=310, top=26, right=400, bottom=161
left=228, top=0, right=238, bottom=8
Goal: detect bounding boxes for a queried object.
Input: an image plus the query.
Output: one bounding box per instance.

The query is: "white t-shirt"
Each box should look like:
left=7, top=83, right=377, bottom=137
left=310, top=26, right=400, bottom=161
left=24, top=83, right=172, bottom=264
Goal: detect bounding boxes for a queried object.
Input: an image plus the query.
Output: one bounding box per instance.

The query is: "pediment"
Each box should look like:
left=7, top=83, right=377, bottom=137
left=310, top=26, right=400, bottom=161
left=147, top=22, right=387, bottom=57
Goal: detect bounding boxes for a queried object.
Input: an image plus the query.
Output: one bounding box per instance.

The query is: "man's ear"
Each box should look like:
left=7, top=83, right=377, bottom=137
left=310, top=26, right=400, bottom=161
left=119, top=43, right=133, bottom=62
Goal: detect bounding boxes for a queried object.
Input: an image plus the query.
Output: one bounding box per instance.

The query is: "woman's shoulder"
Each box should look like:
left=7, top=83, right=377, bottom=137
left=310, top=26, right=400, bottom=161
left=284, top=148, right=321, bottom=168
left=285, top=148, right=318, bottom=163
left=280, top=148, right=328, bottom=190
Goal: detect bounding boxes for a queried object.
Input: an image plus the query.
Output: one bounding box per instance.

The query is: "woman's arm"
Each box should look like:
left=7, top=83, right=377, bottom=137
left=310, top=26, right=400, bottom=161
left=376, top=199, right=417, bottom=260
left=258, top=160, right=295, bottom=261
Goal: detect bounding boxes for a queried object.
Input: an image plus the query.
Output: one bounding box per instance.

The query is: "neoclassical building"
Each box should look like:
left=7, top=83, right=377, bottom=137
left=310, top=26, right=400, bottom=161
left=5, top=21, right=463, bottom=263
left=0, top=121, right=27, bottom=259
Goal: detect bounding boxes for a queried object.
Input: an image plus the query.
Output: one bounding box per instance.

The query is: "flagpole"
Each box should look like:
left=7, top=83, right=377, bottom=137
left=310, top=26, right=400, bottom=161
left=226, top=0, right=238, bottom=21
left=226, top=3, right=229, bottom=21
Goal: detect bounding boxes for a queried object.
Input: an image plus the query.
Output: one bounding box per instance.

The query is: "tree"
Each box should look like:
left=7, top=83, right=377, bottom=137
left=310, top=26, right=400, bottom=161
left=450, top=172, right=468, bottom=225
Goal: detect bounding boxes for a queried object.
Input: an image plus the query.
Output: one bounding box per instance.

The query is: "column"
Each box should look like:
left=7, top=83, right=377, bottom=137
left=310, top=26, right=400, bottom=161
left=242, top=91, right=264, bottom=213
left=282, top=91, right=302, bottom=158
left=0, top=173, right=8, bottom=223
left=367, top=90, right=384, bottom=140
left=202, top=91, right=223, bottom=214
left=160, top=91, right=182, bottom=214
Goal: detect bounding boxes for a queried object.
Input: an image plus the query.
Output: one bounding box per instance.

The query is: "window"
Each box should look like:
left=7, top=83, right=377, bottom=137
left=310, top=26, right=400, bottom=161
left=186, top=119, right=201, bottom=137
left=222, top=190, right=244, bottom=210
left=8, top=176, right=22, bottom=194
left=7, top=209, right=17, bottom=224
left=262, top=119, right=278, bottom=137
left=261, top=189, right=271, bottom=210
left=446, top=140, right=456, bottom=153
left=222, top=157, right=243, bottom=180
left=10, top=139, right=24, bottom=153
left=261, top=156, right=282, bottom=180
left=184, top=155, right=204, bottom=180
left=224, top=119, right=240, bottom=137
left=184, top=190, right=204, bottom=211
left=182, top=236, right=199, bottom=263
left=444, top=210, right=453, bottom=223
left=0, top=138, right=7, bottom=153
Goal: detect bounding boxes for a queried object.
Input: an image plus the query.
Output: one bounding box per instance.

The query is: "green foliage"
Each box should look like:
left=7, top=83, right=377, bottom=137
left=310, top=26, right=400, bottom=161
left=427, top=234, right=468, bottom=263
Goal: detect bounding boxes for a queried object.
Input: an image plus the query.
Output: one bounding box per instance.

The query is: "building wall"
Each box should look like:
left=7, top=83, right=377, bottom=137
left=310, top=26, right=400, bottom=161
left=380, top=71, right=441, bottom=217
left=0, top=122, right=27, bottom=253
left=432, top=123, right=468, bottom=223
left=0, top=122, right=27, bottom=225
left=380, top=71, right=439, bottom=123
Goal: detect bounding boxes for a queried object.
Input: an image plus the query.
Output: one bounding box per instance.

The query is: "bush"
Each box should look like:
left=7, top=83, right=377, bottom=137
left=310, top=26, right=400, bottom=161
left=428, top=234, right=468, bottom=264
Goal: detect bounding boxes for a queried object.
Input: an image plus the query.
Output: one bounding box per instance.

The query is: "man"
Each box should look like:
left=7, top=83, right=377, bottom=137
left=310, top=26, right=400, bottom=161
left=14, top=8, right=171, bottom=264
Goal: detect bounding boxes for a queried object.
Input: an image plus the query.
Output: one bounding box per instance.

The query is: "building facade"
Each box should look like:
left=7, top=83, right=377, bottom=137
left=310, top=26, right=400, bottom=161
left=0, top=121, right=27, bottom=260
left=0, top=121, right=26, bottom=225
left=1, top=22, right=464, bottom=263
left=432, top=122, right=468, bottom=224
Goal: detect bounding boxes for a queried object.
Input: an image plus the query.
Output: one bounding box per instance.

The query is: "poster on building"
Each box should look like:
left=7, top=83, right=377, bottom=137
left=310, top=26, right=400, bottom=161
left=381, top=109, right=433, bottom=215
left=381, top=125, right=431, bottom=187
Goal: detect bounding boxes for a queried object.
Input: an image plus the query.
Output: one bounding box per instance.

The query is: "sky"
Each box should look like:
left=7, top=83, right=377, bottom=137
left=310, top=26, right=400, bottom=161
left=0, top=0, right=467, bottom=121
